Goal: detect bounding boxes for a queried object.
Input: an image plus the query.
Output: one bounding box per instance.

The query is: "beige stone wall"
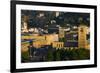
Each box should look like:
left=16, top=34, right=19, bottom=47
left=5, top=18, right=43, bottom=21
left=33, top=41, right=48, bottom=48
left=52, top=42, right=64, bottom=49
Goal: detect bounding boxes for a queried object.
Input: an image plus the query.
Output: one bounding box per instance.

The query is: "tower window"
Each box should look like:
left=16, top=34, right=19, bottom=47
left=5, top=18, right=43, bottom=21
left=80, top=28, right=83, bottom=32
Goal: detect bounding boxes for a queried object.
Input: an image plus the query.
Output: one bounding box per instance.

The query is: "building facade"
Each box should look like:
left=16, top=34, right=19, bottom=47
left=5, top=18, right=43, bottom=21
left=64, top=25, right=90, bottom=49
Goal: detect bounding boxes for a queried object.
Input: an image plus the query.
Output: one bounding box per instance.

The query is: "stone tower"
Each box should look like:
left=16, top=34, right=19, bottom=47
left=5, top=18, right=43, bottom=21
left=78, top=25, right=87, bottom=49
left=22, top=16, right=29, bottom=32
left=59, top=28, right=65, bottom=38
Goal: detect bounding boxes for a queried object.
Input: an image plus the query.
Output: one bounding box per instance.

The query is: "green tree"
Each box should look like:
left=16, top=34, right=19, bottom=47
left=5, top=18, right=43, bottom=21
left=21, top=51, right=29, bottom=62
left=47, top=50, right=54, bottom=61
left=76, top=48, right=90, bottom=60
left=55, top=50, right=61, bottom=61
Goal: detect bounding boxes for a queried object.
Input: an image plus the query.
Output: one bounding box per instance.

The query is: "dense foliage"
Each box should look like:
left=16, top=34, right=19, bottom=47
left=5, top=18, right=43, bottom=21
left=46, top=48, right=90, bottom=61
left=21, top=48, right=90, bottom=62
